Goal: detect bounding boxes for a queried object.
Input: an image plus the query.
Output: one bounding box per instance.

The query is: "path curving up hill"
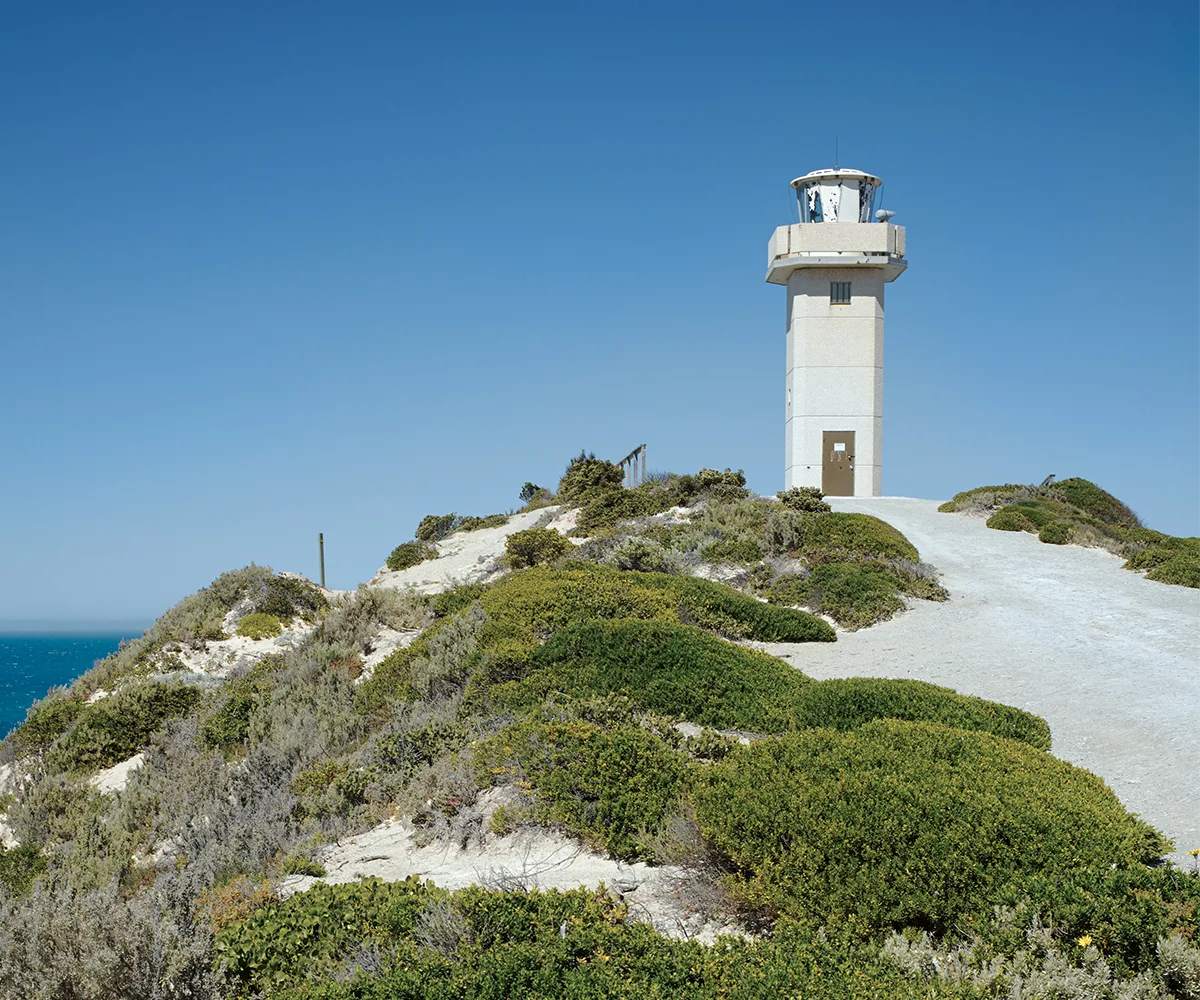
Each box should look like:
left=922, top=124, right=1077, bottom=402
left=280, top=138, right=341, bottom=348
left=758, top=497, right=1200, bottom=865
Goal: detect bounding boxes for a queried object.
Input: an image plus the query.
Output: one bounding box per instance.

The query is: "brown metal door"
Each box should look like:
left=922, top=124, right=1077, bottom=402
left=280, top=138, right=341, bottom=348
left=822, top=431, right=855, bottom=496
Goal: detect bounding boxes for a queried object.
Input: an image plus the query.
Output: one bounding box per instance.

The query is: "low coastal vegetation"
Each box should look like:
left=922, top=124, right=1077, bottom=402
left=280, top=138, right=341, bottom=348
left=939, top=477, right=1200, bottom=588
left=0, top=452, right=1196, bottom=998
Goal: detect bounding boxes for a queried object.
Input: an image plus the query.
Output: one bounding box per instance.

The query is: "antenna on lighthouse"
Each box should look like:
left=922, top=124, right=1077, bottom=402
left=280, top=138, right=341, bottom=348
left=834, top=137, right=839, bottom=169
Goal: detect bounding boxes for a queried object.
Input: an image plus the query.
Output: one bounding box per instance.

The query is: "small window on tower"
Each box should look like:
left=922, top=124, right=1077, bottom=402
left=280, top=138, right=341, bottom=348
left=831, top=282, right=851, bottom=305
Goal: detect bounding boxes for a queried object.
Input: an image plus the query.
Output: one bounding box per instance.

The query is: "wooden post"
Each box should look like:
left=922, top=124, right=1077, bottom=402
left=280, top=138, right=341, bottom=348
left=318, top=533, right=326, bottom=589
left=640, top=445, right=646, bottom=486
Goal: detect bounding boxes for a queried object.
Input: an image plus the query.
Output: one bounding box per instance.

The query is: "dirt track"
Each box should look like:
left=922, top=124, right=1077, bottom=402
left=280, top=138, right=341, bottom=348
left=758, top=497, right=1200, bottom=865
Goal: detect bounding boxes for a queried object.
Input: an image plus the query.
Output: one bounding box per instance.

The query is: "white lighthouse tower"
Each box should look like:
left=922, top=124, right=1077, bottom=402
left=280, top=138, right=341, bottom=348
left=767, top=168, right=908, bottom=496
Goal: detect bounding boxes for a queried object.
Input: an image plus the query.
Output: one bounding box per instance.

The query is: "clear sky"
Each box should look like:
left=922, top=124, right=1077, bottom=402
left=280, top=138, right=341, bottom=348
left=1, top=1, right=1196, bottom=622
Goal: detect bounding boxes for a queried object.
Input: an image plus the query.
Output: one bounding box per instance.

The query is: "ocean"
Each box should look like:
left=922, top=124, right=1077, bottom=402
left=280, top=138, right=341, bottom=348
left=0, top=634, right=134, bottom=739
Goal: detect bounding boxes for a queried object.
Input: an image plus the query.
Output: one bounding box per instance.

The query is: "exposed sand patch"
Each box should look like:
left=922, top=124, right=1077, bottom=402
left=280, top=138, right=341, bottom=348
left=89, top=752, right=145, bottom=794
left=172, top=624, right=316, bottom=678
left=359, top=627, right=423, bottom=681
left=283, top=804, right=737, bottom=943
left=371, top=507, right=579, bottom=595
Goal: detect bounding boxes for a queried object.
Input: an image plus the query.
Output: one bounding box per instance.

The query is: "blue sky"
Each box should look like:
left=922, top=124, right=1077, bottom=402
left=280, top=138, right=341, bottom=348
left=1, top=1, right=1196, bottom=622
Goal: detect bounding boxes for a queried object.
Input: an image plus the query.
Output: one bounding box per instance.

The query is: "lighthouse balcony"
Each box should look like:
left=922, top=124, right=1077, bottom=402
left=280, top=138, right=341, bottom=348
left=766, top=222, right=907, bottom=285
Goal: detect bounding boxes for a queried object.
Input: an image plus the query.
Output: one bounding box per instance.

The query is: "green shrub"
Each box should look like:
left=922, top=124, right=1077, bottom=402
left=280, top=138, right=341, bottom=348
left=216, top=881, right=997, bottom=999
left=939, top=483, right=1045, bottom=513
left=415, top=513, right=460, bottom=542
left=0, top=842, right=46, bottom=896
left=202, top=694, right=257, bottom=753
left=235, top=613, right=283, bottom=639
left=505, top=527, right=572, bottom=568
left=372, top=721, right=469, bottom=782
left=601, top=537, right=677, bottom=574
left=691, top=467, right=750, bottom=504
left=200, top=656, right=285, bottom=754
left=777, top=487, right=831, bottom=513
left=636, top=572, right=835, bottom=642
left=1146, top=555, right=1200, bottom=588
left=800, top=513, right=920, bottom=562
left=788, top=678, right=1051, bottom=749
left=254, top=575, right=328, bottom=622
left=986, top=508, right=1036, bottom=532
left=430, top=582, right=487, bottom=618
left=701, top=537, right=764, bottom=564
left=1052, top=477, right=1141, bottom=528
left=1124, top=535, right=1200, bottom=588
left=475, top=718, right=689, bottom=859
left=372, top=568, right=832, bottom=715
left=502, top=619, right=813, bottom=732
left=694, top=720, right=1169, bottom=932
left=281, top=854, right=327, bottom=878
left=386, top=540, right=436, bottom=571
left=216, top=876, right=431, bottom=989
left=575, top=487, right=656, bottom=533
left=8, top=691, right=83, bottom=752
left=557, top=451, right=625, bottom=503
left=1038, top=520, right=1072, bottom=545
left=457, top=513, right=509, bottom=532
left=769, top=563, right=905, bottom=630
left=1006, top=499, right=1066, bottom=528
left=51, top=681, right=203, bottom=772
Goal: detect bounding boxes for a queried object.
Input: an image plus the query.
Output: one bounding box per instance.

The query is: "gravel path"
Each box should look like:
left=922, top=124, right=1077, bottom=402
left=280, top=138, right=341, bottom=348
left=757, top=497, right=1200, bottom=865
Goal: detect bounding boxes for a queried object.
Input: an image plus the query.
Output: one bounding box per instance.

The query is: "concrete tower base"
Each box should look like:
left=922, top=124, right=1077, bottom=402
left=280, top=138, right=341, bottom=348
left=784, top=268, right=884, bottom=497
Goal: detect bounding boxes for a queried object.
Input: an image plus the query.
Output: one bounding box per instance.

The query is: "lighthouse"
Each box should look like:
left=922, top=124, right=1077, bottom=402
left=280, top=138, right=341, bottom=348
left=766, top=168, right=908, bottom=496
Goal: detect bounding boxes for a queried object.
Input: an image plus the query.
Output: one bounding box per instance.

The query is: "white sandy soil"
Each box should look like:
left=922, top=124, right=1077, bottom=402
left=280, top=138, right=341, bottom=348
left=283, top=792, right=734, bottom=942
left=755, top=497, right=1200, bottom=865
left=371, top=507, right=579, bottom=595
left=89, top=752, right=145, bottom=794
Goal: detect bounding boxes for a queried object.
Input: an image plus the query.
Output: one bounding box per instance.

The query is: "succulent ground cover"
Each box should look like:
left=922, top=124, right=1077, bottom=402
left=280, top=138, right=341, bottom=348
left=0, top=454, right=1196, bottom=999
left=939, top=477, right=1200, bottom=588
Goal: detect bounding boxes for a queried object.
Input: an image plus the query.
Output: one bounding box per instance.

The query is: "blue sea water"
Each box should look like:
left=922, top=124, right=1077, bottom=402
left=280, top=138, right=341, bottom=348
left=0, top=635, right=133, bottom=739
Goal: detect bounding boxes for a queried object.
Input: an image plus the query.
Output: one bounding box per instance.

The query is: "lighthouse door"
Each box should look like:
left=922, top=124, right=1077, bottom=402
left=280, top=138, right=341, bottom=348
left=822, top=431, right=855, bottom=497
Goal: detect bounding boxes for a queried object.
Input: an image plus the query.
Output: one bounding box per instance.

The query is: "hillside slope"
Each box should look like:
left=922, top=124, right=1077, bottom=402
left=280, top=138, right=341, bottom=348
left=760, top=497, right=1200, bottom=864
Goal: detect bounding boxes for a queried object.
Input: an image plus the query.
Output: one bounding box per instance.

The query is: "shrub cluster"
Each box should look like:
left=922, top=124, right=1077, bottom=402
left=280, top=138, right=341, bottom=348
left=553, top=448, right=753, bottom=535
left=214, top=873, right=1200, bottom=999
left=556, top=451, right=626, bottom=503
left=500, top=619, right=814, bottom=732
left=768, top=564, right=907, bottom=630
left=235, top=612, right=282, bottom=639
left=48, top=680, right=203, bottom=773
left=491, top=620, right=1048, bottom=747
left=694, top=720, right=1170, bottom=932
left=386, top=540, right=437, bottom=571
left=943, top=477, right=1199, bottom=588
left=417, top=512, right=509, bottom=541
left=777, top=486, right=832, bottom=513
left=474, top=718, right=689, bottom=859
left=504, top=527, right=572, bottom=569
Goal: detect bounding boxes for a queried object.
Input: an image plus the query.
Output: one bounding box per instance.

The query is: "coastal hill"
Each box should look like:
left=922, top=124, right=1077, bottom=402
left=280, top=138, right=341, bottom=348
left=0, top=456, right=1197, bottom=999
